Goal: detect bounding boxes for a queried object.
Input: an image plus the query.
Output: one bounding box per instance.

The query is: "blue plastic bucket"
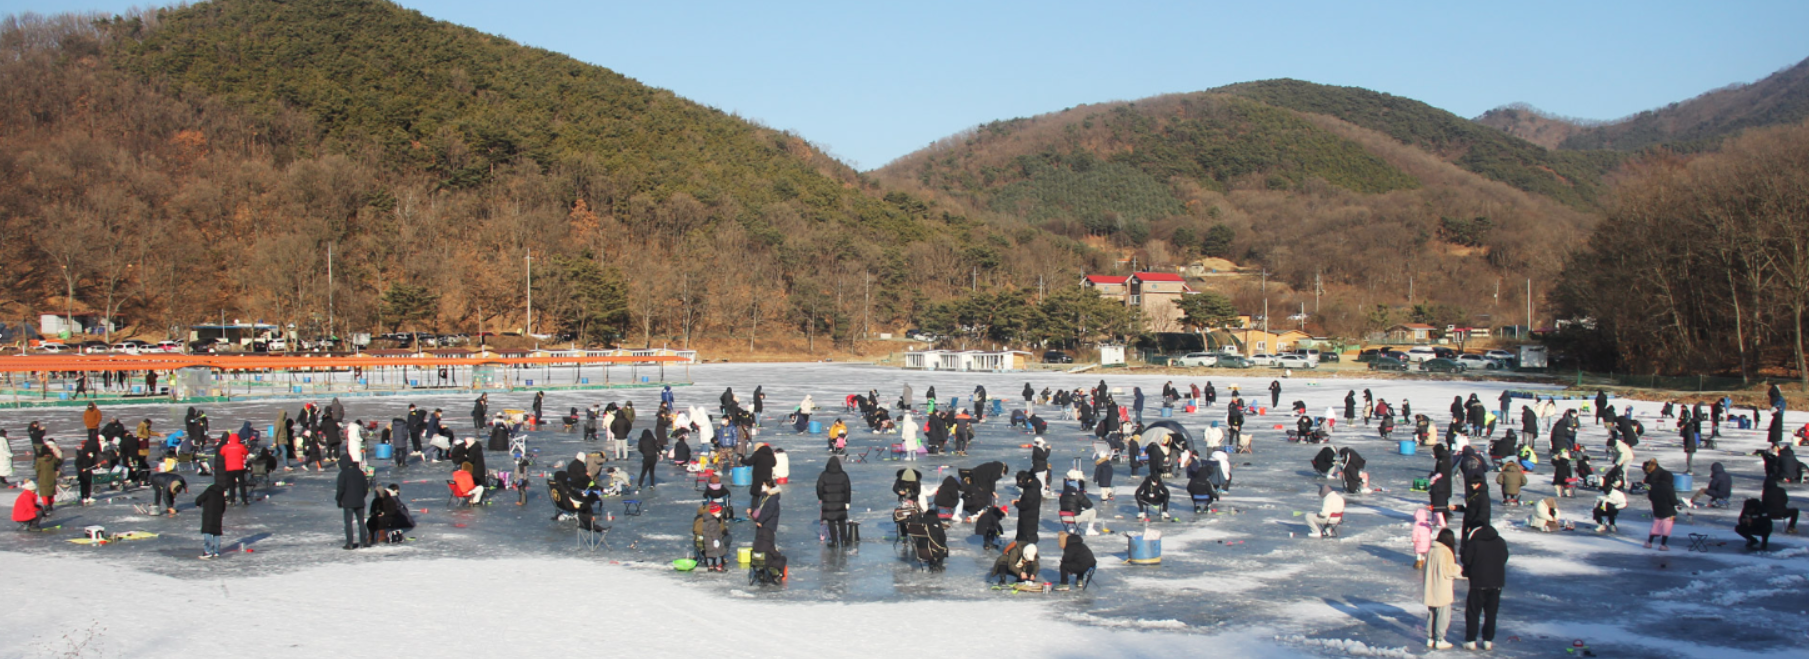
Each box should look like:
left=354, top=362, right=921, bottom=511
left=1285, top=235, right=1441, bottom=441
left=1160, top=407, right=1173, bottom=418
left=730, top=466, right=753, bottom=487
left=1399, top=440, right=1417, bottom=455
left=1673, top=472, right=1693, bottom=493
left=374, top=443, right=394, bottom=460
left=1127, top=534, right=1162, bottom=565
left=809, top=421, right=823, bottom=434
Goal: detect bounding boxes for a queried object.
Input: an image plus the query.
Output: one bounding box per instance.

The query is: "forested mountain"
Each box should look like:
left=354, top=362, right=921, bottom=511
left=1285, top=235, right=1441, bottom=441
left=874, top=90, right=1597, bottom=337
left=0, top=0, right=1115, bottom=352
left=1477, top=56, right=1809, bottom=153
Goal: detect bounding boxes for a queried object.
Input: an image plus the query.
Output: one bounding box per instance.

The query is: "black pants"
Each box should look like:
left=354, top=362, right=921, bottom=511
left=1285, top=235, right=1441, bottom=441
left=1774, top=509, right=1800, bottom=531
left=227, top=469, right=249, bottom=503
left=78, top=471, right=92, bottom=500
left=1464, top=586, right=1501, bottom=643
left=343, top=506, right=367, bottom=546
left=1594, top=505, right=1620, bottom=527
left=823, top=517, right=848, bottom=546
left=154, top=486, right=177, bottom=511
left=1737, top=524, right=1770, bottom=547
left=410, top=430, right=423, bottom=453
left=638, top=458, right=657, bottom=487
left=1271, top=393, right=1280, bottom=409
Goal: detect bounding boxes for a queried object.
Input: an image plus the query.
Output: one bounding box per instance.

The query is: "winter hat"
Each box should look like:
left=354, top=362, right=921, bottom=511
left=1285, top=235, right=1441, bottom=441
left=577, top=452, right=586, bottom=461
left=23, top=481, right=36, bottom=491
left=1319, top=485, right=1332, bottom=497
left=1033, top=436, right=1046, bottom=447
left=1022, top=543, right=1038, bottom=560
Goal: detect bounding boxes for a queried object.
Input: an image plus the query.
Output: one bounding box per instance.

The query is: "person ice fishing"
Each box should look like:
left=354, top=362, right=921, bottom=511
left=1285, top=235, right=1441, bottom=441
left=1013, top=471, right=1045, bottom=544
left=1306, top=484, right=1345, bottom=538
left=1642, top=459, right=1679, bottom=550
left=196, top=481, right=227, bottom=559
left=1134, top=472, right=1170, bottom=522
left=1056, top=531, right=1096, bottom=589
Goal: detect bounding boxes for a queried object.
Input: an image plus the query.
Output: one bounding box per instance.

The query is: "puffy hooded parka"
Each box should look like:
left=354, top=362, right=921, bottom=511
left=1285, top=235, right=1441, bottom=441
left=816, top=457, right=851, bottom=521
left=1645, top=464, right=1679, bottom=518
left=933, top=476, right=961, bottom=509
left=1706, top=463, right=1732, bottom=500
left=1496, top=461, right=1527, bottom=497
left=1461, top=525, right=1510, bottom=589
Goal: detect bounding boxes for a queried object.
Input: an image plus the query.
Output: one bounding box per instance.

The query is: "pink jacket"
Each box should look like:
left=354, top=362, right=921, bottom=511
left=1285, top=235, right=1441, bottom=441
left=1411, top=507, right=1444, bottom=556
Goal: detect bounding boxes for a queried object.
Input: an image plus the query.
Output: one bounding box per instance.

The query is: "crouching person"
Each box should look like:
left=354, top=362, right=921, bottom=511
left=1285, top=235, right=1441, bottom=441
left=989, top=541, right=1039, bottom=586
left=1056, top=532, right=1096, bottom=590
left=452, top=466, right=485, bottom=505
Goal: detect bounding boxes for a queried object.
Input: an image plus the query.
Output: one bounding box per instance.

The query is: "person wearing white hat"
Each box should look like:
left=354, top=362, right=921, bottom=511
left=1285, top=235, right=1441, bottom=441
left=12, top=480, right=46, bottom=530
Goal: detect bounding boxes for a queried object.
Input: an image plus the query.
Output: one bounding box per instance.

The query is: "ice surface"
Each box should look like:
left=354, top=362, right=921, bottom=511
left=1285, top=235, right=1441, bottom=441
left=3, top=363, right=1806, bottom=658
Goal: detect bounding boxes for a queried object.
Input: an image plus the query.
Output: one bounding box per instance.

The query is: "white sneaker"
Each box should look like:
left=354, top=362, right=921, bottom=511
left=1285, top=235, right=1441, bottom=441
left=1462, top=641, right=1476, bottom=650
left=1434, top=641, right=1453, bottom=650
left=1481, top=641, right=1492, bottom=650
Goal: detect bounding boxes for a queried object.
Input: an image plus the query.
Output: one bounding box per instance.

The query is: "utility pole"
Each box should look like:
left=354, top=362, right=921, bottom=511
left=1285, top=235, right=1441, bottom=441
left=1407, top=273, right=1414, bottom=305
left=1037, top=275, right=1045, bottom=303
left=327, top=242, right=334, bottom=341
left=1313, top=270, right=1322, bottom=314
left=862, top=270, right=871, bottom=341
left=1525, top=278, right=1533, bottom=335
left=971, top=267, right=977, bottom=293
left=525, top=252, right=534, bottom=336
left=1261, top=269, right=1270, bottom=335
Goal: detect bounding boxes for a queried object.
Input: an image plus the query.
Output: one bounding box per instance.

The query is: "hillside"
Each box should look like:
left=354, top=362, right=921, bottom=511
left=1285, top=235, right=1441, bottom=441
left=873, top=91, right=1597, bottom=337
left=1477, top=56, right=1809, bottom=153
left=0, top=1, right=1104, bottom=353
left=1211, top=79, right=1621, bottom=210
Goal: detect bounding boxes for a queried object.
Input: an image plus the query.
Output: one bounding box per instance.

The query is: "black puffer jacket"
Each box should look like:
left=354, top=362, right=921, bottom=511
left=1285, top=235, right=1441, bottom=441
left=817, top=457, right=851, bottom=519
left=1462, top=525, right=1510, bottom=589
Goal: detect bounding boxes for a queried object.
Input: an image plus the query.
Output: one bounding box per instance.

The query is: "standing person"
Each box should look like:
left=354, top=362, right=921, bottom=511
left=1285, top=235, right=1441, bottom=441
left=1132, top=387, right=1145, bottom=425
left=75, top=434, right=100, bottom=505
left=1344, top=391, right=1357, bottom=424
left=220, top=433, right=249, bottom=505
left=336, top=463, right=369, bottom=549
left=1268, top=380, right=1281, bottom=410
left=196, top=482, right=227, bottom=559
left=82, top=402, right=102, bottom=443
left=1643, top=460, right=1679, bottom=550
left=1423, top=528, right=1459, bottom=650
left=34, top=441, right=61, bottom=513
left=471, top=394, right=488, bottom=434
left=1498, top=390, right=1512, bottom=423
left=532, top=391, right=545, bottom=425
left=407, top=404, right=427, bottom=458
left=636, top=429, right=660, bottom=488
left=750, top=484, right=782, bottom=560
left=0, top=429, right=13, bottom=487
left=816, top=456, right=851, bottom=547
left=1461, top=525, right=1509, bottom=650
left=1593, top=390, right=1608, bottom=426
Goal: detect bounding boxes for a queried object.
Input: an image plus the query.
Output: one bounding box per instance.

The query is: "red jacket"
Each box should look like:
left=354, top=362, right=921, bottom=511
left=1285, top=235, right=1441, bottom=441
left=221, top=436, right=248, bottom=472
left=12, top=490, right=40, bottom=522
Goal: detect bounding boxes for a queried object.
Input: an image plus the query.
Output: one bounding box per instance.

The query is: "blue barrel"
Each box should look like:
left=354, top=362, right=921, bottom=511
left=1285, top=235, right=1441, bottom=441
left=1127, top=534, right=1162, bottom=565
left=132, top=385, right=144, bottom=394
left=526, top=379, right=534, bottom=386
left=1674, top=472, right=1693, bottom=493
left=374, top=443, right=394, bottom=460
left=409, top=380, right=419, bottom=387
left=1398, top=440, right=1417, bottom=455
left=580, top=378, right=589, bottom=385
left=730, top=466, right=753, bottom=487
left=304, top=377, right=312, bottom=383
left=1160, top=407, right=1173, bottom=418
left=266, top=425, right=275, bottom=438
left=641, top=376, right=649, bottom=383
left=809, top=421, right=823, bottom=434
left=292, top=386, right=303, bottom=393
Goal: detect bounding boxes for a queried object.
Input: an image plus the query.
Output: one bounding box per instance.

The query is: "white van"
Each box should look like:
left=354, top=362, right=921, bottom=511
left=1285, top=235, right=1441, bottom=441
left=1406, top=346, right=1437, bottom=363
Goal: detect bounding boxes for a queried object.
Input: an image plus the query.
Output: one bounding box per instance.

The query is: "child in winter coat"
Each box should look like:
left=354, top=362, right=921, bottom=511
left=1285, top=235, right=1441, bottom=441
left=1411, top=506, right=1445, bottom=569
left=1550, top=449, right=1575, bottom=497
left=1593, top=488, right=1627, bottom=533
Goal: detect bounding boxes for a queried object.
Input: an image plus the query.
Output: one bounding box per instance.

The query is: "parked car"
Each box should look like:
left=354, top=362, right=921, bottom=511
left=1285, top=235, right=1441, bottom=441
left=1484, top=349, right=1517, bottom=369
left=1171, top=352, right=1217, bottom=367
left=1249, top=353, right=1278, bottom=367
left=1277, top=354, right=1316, bottom=369
left=1356, top=348, right=1383, bottom=363
left=1420, top=358, right=1466, bottom=373
left=265, top=338, right=289, bottom=352
left=1405, top=346, right=1437, bottom=363
left=1455, top=354, right=1495, bottom=370
left=37, top=342, right=68, bottom=353
left=1319, top=351, right=1341, bottom=363
left=1294, top=349, right=1322, bottom=362
left=1369, top=355, right=1409, bottom=371
left=1215, top=355, right=1255, bottom=369
left=1432, top=346, right=1458, bottom=360
left=1042, top=350, right=1073, bottom=364
left=155, top=340, right=184, bottom=353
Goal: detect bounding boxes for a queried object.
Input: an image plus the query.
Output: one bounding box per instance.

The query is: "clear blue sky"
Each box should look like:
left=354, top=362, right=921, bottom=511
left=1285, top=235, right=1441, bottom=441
left=5, top=0, right=1806, bottom=169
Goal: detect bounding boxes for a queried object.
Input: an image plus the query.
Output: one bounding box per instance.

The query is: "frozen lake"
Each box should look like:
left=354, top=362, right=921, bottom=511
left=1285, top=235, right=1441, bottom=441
left=3, top=364, right=1805, bottom=658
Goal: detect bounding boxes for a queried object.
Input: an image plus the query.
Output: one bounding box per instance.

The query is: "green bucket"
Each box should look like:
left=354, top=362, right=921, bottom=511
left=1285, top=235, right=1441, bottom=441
left=672, top=558, right=698, bottom=572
